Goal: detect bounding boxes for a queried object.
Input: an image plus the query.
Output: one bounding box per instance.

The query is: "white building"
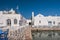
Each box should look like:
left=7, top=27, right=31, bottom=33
left=0, top=8, right=60, bottom=28
left=32, top=12, right=60, bottom=27
left=0, top=8, right=26, bottom=29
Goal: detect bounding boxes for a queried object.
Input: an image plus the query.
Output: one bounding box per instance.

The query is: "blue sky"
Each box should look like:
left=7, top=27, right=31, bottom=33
left=0, top=0, right=60, bottom=18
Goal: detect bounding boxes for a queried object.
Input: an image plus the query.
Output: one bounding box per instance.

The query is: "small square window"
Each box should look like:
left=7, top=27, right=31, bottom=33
left=48, top=21, right=52, bottom=23
left=39, top=21, right=41, bottom=23
left=53, top=21, right=55, bottom=24
left=58, top=22, right=60, bottom=26
left=19, top=20, right=22, bottom=26
left=48, top=21, right=52, bottom=26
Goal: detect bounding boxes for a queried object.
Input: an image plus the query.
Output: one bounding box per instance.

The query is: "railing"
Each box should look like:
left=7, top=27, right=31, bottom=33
left=32, top=25, right=60, bottom=28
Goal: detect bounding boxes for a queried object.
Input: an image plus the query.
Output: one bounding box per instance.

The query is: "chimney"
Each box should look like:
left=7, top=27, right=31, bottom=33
left=32, top=11, right=34, bottom=18
left=31, top=11, right=34, bottom=25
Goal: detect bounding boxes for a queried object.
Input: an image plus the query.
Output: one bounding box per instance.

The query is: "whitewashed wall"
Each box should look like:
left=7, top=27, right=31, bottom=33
left=0, top=14, right=21, bottom=27
left=34, top=15, right=60, bottom=26
left=0, top=9, right=27, bottom=30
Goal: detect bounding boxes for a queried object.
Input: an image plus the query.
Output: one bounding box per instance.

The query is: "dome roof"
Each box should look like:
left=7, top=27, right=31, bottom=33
left=35, top=13, right=44, bottom=17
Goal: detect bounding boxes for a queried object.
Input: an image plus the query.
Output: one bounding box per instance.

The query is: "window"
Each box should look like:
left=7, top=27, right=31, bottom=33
left=14, top=19, right=17, bottom=24
left=53, top=21, right=55, bottom=24
left=7, top=19, right=11, bottom=26
left=39, top=21, right=41, bottom=23
left=58, top=22, right=60, bottom=26
left=48, top=21, right=52, bottom=26
left=19, top=20, right=22, bottom=26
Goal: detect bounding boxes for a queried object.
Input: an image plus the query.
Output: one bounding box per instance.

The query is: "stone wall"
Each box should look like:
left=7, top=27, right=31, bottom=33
left=8, top=26, right=32, bottom=40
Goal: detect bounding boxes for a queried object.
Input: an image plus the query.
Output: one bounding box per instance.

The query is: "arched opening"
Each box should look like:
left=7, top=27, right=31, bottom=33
left=14, top=19, right=17, bottom=24
left=7, top=19, right=11, bottom=26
